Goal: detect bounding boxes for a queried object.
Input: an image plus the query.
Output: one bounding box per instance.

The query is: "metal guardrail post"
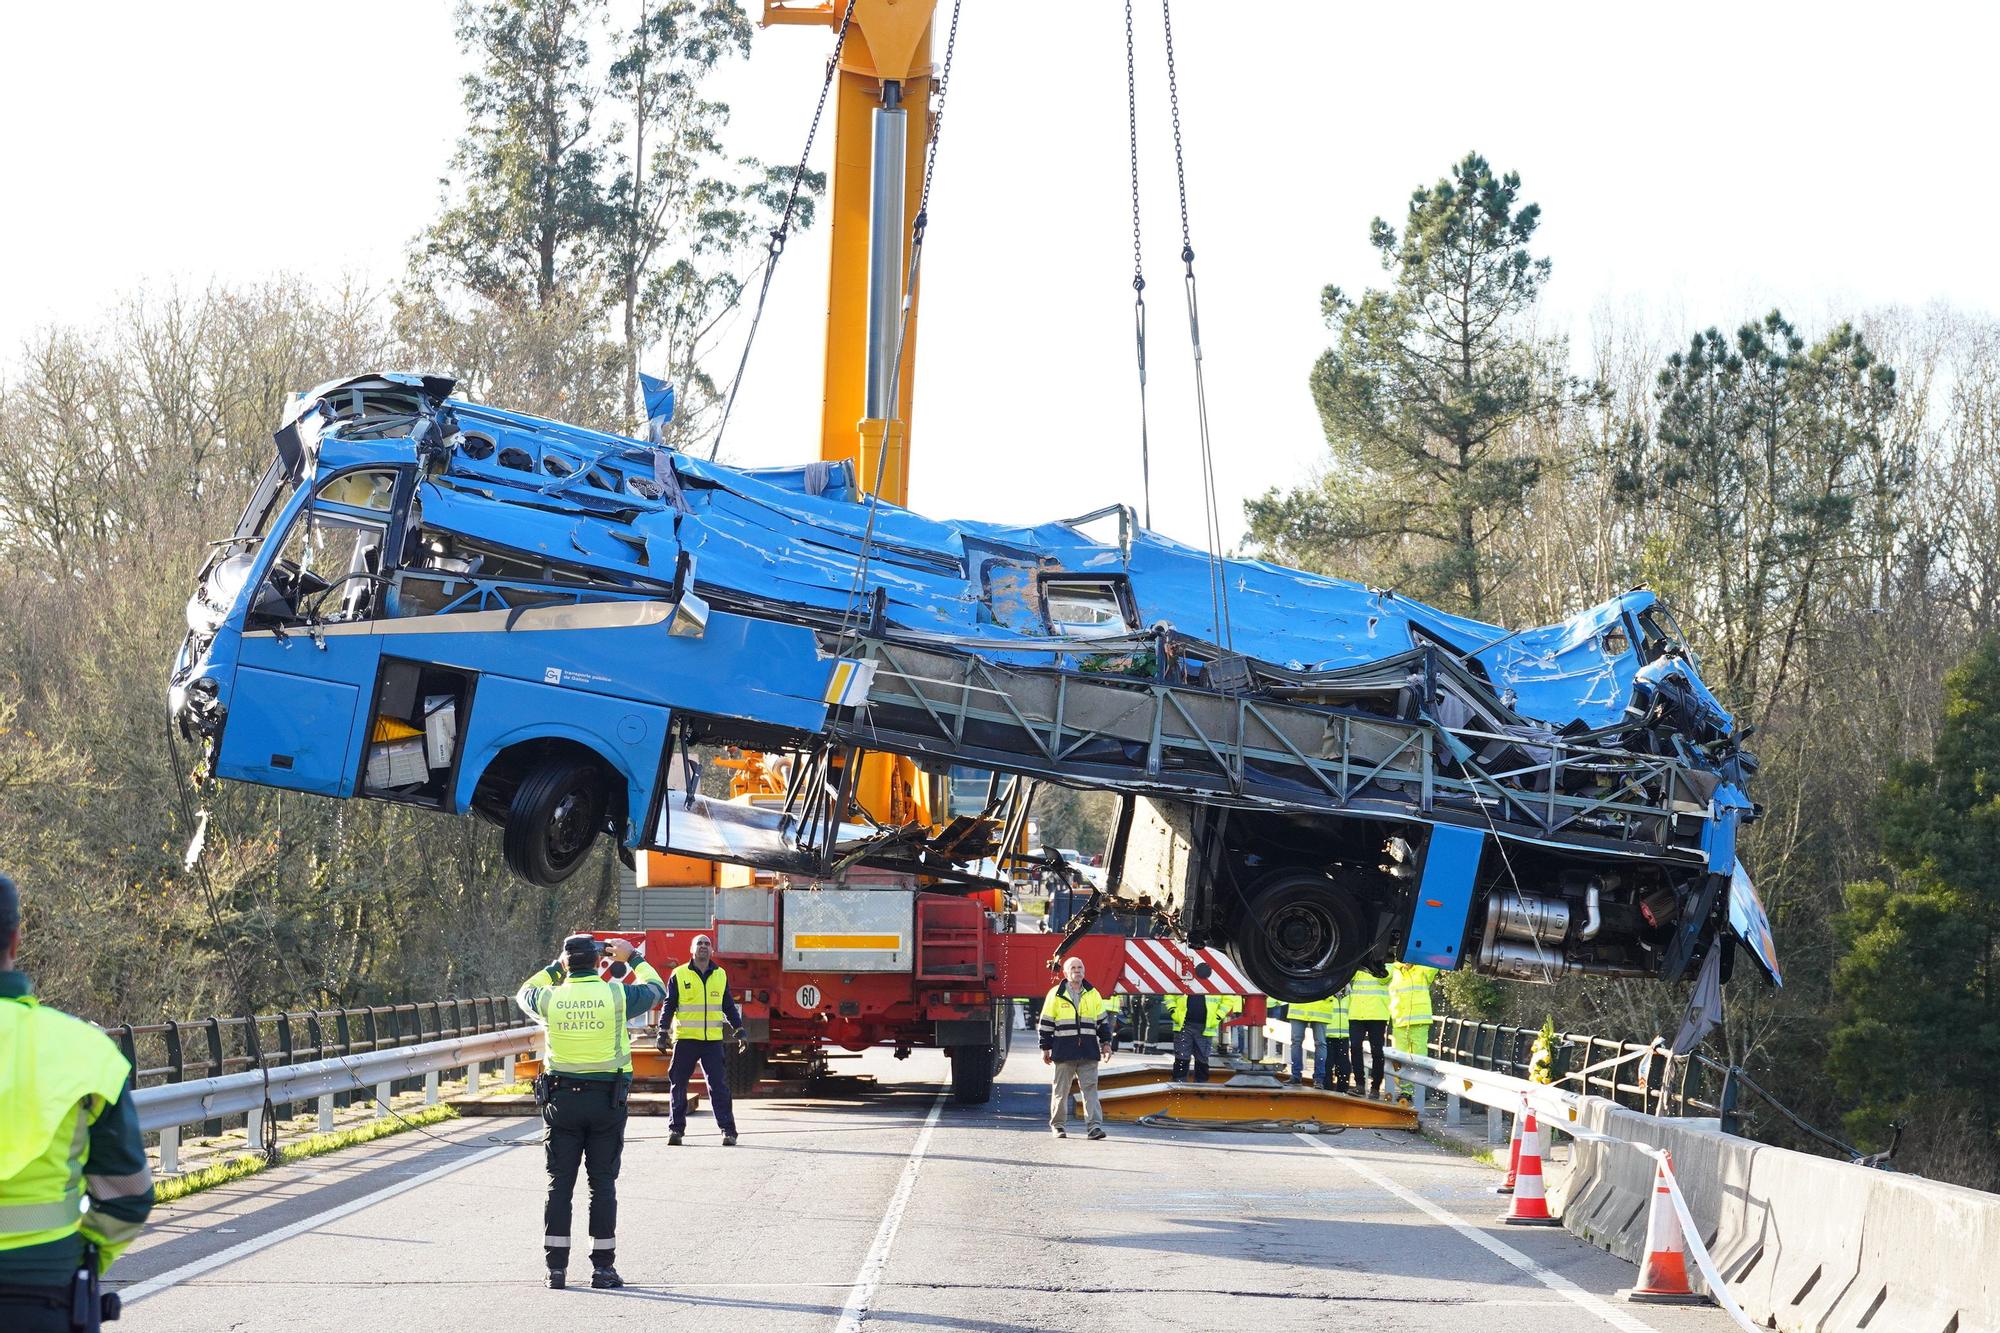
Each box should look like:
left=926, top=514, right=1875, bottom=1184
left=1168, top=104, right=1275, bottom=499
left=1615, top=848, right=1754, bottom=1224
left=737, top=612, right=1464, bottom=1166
left=274, top=1014, right=295, bottom=1120
left=202, top=1017, right=225, bottom=1136
left=335, top=1010, right=354, bottom=1108
left=423, top=1070, right=440, bottom=1106
left=242, top=1013, right=266, bottom=1149
left=110, top=1024, right=137, bottom=1075
left=158, top=1124, right=178, bottom=1175
left=163, top=1020, right=184, bottom=1086
left=1719, top=1065, right=1742, bottom=1136
left=1486, top=1103, right=1505, bottom=1145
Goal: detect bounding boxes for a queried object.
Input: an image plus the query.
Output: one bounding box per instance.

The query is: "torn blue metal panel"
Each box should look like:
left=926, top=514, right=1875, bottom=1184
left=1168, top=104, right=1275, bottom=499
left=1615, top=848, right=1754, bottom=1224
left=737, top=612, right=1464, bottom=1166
left=1404, top=825, right=1484, bottom=969
left=1727, top=863, right=1782, bottom=987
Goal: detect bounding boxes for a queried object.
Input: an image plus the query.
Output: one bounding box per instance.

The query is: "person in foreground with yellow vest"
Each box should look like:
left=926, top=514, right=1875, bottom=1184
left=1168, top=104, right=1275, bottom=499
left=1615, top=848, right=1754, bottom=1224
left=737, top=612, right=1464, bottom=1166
left=517, top=932, right=667, bottom=1290
left=658, top=934, right=745, bottom=1149
left=0, top=874, right=152, bottom=1332
left=1038, top=956, right=1113, bottom=1139
left=1388, top=961, right=1439, bottom=1101
left=1345, top=961, right=1393, bottom=1099
left=1164, top=990, right=1220, bottom=1083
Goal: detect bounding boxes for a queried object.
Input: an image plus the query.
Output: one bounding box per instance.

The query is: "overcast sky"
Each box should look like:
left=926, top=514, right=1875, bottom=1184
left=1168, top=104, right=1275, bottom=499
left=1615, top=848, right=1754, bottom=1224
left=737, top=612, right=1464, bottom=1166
left=3, top=1, right=1993, bottom=549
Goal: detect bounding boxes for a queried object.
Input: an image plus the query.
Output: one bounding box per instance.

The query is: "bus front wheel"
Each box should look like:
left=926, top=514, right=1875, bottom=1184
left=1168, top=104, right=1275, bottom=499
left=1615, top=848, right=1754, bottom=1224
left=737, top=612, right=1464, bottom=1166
left=502, top=760, right=605, bottom=886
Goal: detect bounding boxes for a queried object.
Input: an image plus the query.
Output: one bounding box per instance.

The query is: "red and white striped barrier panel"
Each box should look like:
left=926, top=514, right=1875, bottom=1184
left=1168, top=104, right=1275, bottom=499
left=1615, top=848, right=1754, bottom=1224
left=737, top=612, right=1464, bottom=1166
left=1114, top=939, right=1261, bottom=996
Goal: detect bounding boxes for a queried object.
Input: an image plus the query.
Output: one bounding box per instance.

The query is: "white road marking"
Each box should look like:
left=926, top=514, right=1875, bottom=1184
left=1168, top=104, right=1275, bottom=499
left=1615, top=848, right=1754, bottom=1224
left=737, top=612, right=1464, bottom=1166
left=836, top=1087, right=947, bottom=1332
left=120, top=1131, right=531, bottom=1306
left=1294, top=1133, right=1661, bottom=1333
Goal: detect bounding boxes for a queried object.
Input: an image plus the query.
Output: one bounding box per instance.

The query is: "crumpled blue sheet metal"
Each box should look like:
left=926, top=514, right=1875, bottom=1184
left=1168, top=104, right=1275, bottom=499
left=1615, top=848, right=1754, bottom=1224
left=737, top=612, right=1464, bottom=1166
left=654, top=445, right=1691, bottom=733
left=433, top=400, right=1728, bottom=737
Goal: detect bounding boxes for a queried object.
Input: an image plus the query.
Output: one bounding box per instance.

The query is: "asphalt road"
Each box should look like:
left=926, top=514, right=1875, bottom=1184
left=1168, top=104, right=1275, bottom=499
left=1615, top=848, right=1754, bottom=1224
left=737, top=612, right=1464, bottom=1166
left=111, top=1048, right=1739, bottom=1333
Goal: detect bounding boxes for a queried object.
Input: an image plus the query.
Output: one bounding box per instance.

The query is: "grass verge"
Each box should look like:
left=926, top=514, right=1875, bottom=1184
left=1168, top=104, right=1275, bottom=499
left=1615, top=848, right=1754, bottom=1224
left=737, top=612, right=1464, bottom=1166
left=155, top=1104, right=461, bottom=1205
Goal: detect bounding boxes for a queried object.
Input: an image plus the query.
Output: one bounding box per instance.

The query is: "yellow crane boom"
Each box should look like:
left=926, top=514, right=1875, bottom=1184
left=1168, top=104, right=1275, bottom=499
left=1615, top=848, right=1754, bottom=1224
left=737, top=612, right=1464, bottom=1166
left=764, top=0, right=939, bottom=509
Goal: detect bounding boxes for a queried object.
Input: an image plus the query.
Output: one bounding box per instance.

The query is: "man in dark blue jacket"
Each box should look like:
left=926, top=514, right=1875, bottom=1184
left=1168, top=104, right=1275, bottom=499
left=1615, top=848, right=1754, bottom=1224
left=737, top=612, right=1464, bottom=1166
left=1037, top=955, right=1113, bottom=1140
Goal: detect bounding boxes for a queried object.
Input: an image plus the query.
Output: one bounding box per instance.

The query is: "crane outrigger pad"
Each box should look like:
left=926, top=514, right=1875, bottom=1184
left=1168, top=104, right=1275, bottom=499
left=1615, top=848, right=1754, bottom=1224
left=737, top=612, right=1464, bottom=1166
left=1076, top=1069, right=1418, bottom=1129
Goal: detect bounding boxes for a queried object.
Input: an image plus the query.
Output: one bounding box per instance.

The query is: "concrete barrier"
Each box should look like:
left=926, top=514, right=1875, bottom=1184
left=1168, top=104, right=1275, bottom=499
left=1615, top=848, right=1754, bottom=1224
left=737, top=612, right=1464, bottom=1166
left=1552, top=1098, right=1999, bottom=1332
left=1821, top=1166, right=2000, bottom=1333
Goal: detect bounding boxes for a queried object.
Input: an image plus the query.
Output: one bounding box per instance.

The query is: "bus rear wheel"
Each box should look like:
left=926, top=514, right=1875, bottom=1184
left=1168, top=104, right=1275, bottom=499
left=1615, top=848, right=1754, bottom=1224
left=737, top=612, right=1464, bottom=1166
left=502, top=760, right=605, bottom=886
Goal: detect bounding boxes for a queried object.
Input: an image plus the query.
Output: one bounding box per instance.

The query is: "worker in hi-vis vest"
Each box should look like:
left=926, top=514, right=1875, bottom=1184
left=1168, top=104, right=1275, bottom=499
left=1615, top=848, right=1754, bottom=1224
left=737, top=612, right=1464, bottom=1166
left=0, top=874, right=153, bottom=1333
left=658, top=934, right=746, bottom=1149
left=1038, top=955, right=1114, bottom=1140
left=1324, top=988, right=1354, bottom=1094
left=1164, top=991, right=1220, bottom=1083
left=517, top=933, right=667, bottom=1290
left=1345, top=963, right=1393, bottom=1099
left=1284, top=992, right=1340, bottom=1090
left=1388, top=962, right=1439, bottom=1100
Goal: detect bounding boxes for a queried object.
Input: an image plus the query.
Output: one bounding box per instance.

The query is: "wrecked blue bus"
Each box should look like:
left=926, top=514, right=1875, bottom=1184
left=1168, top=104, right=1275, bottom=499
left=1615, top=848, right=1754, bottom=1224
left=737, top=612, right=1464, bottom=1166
left=171, top=373, right=1779, bottom=999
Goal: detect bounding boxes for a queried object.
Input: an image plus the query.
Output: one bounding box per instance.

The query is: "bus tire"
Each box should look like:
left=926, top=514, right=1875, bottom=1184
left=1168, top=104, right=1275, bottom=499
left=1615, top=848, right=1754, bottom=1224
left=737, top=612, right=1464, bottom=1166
left=503, top=759, right=604, bottom=886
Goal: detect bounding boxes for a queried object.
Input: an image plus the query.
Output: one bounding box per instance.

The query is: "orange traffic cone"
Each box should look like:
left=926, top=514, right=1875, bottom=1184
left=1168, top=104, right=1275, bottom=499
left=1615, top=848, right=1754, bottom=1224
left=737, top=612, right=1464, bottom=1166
left=1621, top=1151, right=1709, bottom=1305
left=1493, top=1107, right=1524, bottom=1195
left=1499, top=1102, right=1561, bottom=1226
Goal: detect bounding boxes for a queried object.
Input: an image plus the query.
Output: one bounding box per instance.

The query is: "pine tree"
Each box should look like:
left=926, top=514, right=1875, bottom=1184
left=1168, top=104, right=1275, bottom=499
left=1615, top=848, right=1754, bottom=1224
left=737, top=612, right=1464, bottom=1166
left=1829, top=637, right=2000, bottom=1182
left=1246, top=152, right=1568, bottom=618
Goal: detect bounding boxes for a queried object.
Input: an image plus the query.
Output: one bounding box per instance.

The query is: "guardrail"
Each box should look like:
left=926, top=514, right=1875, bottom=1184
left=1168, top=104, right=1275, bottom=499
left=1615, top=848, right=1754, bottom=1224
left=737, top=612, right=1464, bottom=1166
left=1429, top=1017, right=1737, bottom=1125
left=101, top=997, right=536, bottom=1173
left=1429, top=1017, right=1879, bottom=1163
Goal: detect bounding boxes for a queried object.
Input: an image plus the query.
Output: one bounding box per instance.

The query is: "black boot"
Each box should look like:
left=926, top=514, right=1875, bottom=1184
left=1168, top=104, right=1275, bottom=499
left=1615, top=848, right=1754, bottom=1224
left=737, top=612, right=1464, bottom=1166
left=545, top=1270, right=566, bottom=1290
left=591, top=1266, right=624, bottom=1289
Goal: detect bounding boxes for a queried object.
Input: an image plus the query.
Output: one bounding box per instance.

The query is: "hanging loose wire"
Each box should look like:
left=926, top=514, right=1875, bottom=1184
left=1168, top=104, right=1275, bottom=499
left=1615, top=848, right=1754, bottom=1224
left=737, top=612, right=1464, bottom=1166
left=707, top=0, right=859, bottom=461
left=834, top=0, right=965, bottom=650
left=1160, top=0, right=1232, bottom=649
left=1124, top=0, right=1152, bottom=531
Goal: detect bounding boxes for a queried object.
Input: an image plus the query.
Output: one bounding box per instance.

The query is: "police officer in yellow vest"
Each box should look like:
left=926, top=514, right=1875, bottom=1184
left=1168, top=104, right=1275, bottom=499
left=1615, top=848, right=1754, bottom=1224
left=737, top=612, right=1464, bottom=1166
left=1346, top=962, right=1393, bottom=1099
left=517, top=933, right=667, bottom=1290
left=1388, top=961, right=1439, bottom=1100
left=659, top=934, right=745, bottom=1149
left=0, top=874, right=152, bottom=1332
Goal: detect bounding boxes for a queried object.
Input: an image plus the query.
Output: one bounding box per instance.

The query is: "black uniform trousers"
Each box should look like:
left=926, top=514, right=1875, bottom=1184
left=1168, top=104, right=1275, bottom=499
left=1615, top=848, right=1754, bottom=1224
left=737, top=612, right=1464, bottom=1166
left=0, top=1287, right=72, bottom=1333
left=1349, top=1020, right=1387, bottom=1093
left=542, top=1076, right=629, bottom=1271
left=1323, top=1030, right=1354, bottom=1090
